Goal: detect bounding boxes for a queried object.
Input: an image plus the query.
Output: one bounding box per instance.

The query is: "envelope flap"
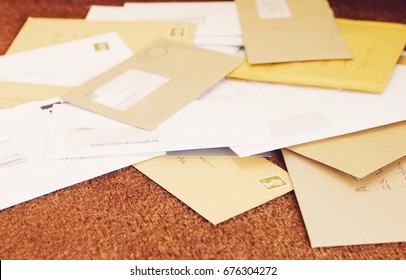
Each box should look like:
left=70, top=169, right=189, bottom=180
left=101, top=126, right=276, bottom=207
left=288, top=121, right=406, bottom=178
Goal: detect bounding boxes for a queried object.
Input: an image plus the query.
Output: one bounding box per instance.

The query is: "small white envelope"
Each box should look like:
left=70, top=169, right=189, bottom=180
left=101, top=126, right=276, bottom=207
left=0, top=33, right=133, bottom=87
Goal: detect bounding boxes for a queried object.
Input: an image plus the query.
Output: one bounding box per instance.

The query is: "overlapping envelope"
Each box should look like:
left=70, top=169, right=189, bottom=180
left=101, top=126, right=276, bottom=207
left=234, top=0, right=352, bottom=64
left=62, top=38, right=243, bottom=130
left=134, top=156, right=292, bottom=224
left=282, top=148, right=406, bottom=247
left=0, top=17, right=196, bottom=109
left=288, top=121, right=406, bottom=178
left=231, top=63, right=406, bottom=157
left=0, top=99, right=162, bottom=211
left=229, top=18, right=406, bottom=93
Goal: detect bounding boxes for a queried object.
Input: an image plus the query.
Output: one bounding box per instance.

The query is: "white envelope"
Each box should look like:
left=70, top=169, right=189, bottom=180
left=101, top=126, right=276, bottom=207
left=86, top=5, right=125, bottom=21
left=122, top=2, right=243, bottom=46
left=0, top=99, right=162, bottom=211
left=231, top=65, right=406, bottom=157
left=46, top=93, right=272, bottom=159
left=0, top=33, right=133, bottom=87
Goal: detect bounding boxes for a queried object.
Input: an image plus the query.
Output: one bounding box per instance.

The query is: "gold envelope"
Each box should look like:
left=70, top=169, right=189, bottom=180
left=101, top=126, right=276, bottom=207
left=229, top=18, right=406, bottom=93
left=0, top=17, right=196, bottom=109
left=288, top=121, right=406, bottom=179
left=62, top=38, right=243, bottom=130
left=234, top=0, right=351, bottom=64
left=282, top=149, right=406, bottom=248
left=134, top=156, right=292, bottom=225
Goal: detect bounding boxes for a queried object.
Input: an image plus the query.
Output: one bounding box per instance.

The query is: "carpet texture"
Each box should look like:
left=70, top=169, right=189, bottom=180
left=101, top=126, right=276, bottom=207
left=1, top=0, right=405, bottom=259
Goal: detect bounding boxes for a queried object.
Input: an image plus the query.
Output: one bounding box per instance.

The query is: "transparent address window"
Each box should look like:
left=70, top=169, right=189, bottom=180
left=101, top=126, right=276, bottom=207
left=91, top=68, right=170, bottom=111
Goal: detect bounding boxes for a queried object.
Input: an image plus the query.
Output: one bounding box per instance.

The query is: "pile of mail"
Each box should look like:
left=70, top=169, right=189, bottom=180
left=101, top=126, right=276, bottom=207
left=1, top=0, right=405, bottom=248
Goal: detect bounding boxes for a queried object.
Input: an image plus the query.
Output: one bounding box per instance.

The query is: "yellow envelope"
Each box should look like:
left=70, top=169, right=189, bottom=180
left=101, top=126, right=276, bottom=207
left=234, top=0, right=351, bottom=64
left=0, top=17, right=196, bottom=109
left=134, top=156, right=292, bottom=224
left=63, top=38, right=243, bottom=130
left=282, top=149, right=406, bottom=247
left=229, top=19, right=406, bottom=93
left=288, top=121, right=406, bottom=179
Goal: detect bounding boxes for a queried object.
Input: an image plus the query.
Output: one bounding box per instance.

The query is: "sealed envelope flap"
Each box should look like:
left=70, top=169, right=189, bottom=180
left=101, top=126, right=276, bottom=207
left=62, top=38, right=243, bottom=130
left=234, top=0, right=351, bottom=64
left=288, top=121, right=406, bottom=179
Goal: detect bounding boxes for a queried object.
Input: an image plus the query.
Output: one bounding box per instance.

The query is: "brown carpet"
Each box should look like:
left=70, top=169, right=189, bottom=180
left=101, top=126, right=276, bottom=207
left=1, top=0, right=405, bottom=259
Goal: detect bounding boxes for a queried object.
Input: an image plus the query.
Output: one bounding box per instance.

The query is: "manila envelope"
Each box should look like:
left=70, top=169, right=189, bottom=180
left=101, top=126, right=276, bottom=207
left=288, top=121, right=406, bottom=179
left=62, top=38, right=243, bottom=130
left=229, top=18, right=406, bottom=93
left=0, top=17, right=196, bottom=109
left=134, top=156, right=292, bottom=224
left=234, top=0, right=351, bottom=64
left=282, top=148, right=406, bottom=247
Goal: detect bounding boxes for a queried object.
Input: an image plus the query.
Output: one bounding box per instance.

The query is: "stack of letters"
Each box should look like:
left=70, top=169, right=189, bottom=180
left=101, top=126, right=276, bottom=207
left=1, top=0, right=405, bottom=248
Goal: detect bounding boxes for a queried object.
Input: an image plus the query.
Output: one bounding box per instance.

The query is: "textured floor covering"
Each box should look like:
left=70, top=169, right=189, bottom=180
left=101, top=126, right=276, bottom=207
left=1, top=0, right=405, bottom=259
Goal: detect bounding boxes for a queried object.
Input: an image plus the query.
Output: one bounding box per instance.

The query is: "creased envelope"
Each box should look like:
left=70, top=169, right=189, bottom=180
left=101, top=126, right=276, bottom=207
left=282, top=149, right=406, bottom=248
left=62, top=38, right=243, bottom=130
left=288, top=121, right=406, bottom=179
left=134, top=156, right=292, bottom=224
left=229, top=18, right=406, bottom=93
left=0, top=99, right=162, bottom=211
left=0, top=17, right=196, bottom=109
left=234, top=0, right=351, bottom=64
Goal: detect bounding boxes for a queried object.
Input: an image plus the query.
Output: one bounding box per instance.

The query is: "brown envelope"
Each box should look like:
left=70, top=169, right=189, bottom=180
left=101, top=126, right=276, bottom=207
left=234, top=0, right=352, bottom=64
left=134, top=156, right=292, bottom=225
left=288, top=121, right=406, bottom=178
left=282, top=148, right=406, bottom=247
left=0, top=17, right=196, bottom=109
left=62, top=38, right=243, bottom=130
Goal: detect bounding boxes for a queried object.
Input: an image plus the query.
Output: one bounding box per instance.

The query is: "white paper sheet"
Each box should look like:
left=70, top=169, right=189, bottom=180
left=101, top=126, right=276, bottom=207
left=0, top=33, right=133, bottom=87
left=0, top=99, right=162, bottom=211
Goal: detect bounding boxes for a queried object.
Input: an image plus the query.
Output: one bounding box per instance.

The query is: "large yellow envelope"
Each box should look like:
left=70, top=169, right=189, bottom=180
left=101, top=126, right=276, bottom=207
left=234, top=0, right=351, bottom=64
left=134, top=156, right=292, bottom=224
left=0, top=17, right=196, bottom=109
left=288, top=121, right=406, bottom=179
left=229, top=19, right=406, bottom=93
left=282, top=149, right=406, bottom=248
left=63, top=38, right=243, bottom=130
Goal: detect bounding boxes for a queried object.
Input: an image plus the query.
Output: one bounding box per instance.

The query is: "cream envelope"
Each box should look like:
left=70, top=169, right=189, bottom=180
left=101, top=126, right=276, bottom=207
left=46, top=98, right=272, bottom=159
left=0, top=17, right=196, bottom=109
left=0, top=99, right=162, bottom=211
left=234, top=0, right=351, bottom=64
left=134, top=156, right=292, bottom=224
left=0, top=32, right=133, bottom=87
left=282, top=149, right=406, bottom=247
left=122, top=1, right=243, bottom=46
left=231, top=64, right=406, bottom=157
left=62, top=38, right=243, bottom=130
left=288, top=121, right=406, bottom=179
left=229, top=18, right=406, bottom=93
